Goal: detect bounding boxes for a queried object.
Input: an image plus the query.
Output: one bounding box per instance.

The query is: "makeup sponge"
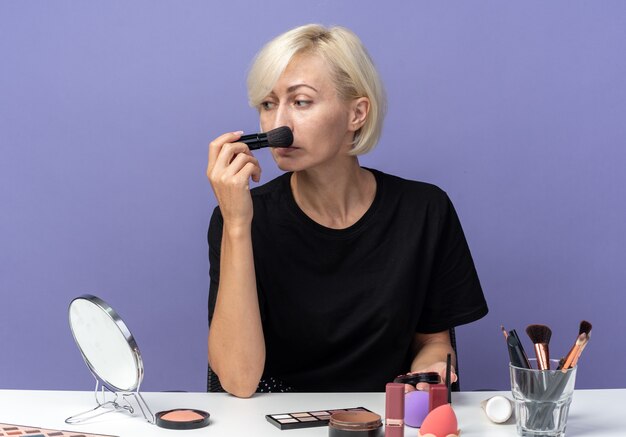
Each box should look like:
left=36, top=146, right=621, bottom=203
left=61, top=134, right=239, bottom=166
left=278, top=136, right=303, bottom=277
left=417, top=404, right=460, bottom=437
left=404, top=390, right=429, bottom=427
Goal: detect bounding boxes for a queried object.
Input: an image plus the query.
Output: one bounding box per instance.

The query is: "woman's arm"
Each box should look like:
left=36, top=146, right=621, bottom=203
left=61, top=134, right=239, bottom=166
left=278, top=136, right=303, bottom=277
left=408, top=331, right=458, bottom=391
left=206, top=131, right=265, bottom=398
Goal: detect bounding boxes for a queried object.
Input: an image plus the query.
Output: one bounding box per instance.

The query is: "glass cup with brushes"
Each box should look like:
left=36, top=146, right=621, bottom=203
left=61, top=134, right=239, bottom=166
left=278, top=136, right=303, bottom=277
left=504, top=321, right=591, bottom=437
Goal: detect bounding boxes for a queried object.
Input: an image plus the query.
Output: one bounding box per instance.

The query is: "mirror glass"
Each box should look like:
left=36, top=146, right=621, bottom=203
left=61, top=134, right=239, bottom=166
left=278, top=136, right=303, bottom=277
left=68, top=295, right=143, bottom=392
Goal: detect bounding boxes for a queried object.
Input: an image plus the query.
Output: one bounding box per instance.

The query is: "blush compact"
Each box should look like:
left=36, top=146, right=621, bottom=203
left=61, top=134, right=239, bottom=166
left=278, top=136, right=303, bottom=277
left=156, top=408, right=210, bottom=430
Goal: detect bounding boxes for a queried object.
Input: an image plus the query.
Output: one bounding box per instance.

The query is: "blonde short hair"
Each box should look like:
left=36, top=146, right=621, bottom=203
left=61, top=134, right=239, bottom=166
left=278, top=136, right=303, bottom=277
left=247, top=24, right=387, bottom=155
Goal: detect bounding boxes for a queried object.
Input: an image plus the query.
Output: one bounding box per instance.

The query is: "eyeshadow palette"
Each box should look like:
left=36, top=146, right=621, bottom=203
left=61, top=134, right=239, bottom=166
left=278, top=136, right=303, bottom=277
left=266, top=407, right=374, bottom=430
left=0, top=423, right=117, bottom=437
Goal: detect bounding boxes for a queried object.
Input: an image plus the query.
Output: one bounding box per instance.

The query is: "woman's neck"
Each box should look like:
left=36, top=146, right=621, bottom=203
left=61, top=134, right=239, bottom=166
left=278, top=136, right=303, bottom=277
left=290, top=159, right=377, bottom=229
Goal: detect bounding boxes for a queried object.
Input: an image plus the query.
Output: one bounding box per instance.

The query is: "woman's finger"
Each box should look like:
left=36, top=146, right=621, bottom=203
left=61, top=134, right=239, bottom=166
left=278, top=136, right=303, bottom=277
left=213, top=142, right=254, bottom=174
left=223, top=152, right=259, bottom=176
left=415, top=382, right=431, bottom=391
left=222, top=153, right=262, bottom=184
left=207, top=131, right=244, bottom=174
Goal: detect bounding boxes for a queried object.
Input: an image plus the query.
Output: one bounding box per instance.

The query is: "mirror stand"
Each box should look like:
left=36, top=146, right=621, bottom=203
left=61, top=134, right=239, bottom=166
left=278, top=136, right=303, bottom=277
left=65, top=375, right=155, bottom=425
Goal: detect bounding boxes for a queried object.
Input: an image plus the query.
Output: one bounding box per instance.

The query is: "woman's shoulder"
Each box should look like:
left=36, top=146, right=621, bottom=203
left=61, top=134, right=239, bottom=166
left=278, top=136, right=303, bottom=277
left=249, top=173, right=294, bottom=217
left=369, top=168, right=449, bottom=202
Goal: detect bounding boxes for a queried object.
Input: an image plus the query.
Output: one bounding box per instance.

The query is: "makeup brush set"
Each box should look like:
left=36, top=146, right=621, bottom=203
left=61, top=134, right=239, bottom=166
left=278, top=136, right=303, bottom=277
left=504, top=320, right=592, bottom=432
left=502, top=320, right=592, bottom=371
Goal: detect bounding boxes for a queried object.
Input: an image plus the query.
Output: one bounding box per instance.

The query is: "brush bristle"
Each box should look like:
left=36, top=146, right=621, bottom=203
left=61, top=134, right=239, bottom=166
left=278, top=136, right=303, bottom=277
left=579, top=320, right=592, bottom=335
left=266, top=126, right=294, bottom=147
left=526, top=324, right=552, bottom=344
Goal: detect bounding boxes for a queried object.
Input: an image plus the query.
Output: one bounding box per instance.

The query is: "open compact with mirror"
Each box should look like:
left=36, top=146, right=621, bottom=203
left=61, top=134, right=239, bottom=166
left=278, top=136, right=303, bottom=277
left=67, top=294, right=210, bottom=430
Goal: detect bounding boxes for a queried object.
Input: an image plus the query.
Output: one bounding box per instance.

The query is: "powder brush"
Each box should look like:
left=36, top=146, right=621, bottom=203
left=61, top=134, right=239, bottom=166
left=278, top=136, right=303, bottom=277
left=526, top=324, right=552, bottom=370
left=571, top=321, right=592, bottom=368
left=240, top=126, right=293, bottom=150
left=558, top=320, right=592, bottom=371
left=579, top=320, right=592, bottom=337
left=571, top=333, right=590, bottom=368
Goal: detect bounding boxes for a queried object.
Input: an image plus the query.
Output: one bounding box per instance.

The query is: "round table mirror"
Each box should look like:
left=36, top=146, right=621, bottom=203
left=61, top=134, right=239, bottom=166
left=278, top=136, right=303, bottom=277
left=69, top=295, right=143, bottom=392
left=67, top=294, right=152, bottom=424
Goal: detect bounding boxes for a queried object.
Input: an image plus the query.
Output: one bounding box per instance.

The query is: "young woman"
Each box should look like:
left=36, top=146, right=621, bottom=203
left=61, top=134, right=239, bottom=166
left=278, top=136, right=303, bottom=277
left=206, top=24, right=488, bottom=398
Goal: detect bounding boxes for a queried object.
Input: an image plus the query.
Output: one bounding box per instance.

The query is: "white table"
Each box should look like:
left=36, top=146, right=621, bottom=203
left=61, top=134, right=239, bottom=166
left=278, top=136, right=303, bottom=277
left=1, top=389, right=625, bottom=436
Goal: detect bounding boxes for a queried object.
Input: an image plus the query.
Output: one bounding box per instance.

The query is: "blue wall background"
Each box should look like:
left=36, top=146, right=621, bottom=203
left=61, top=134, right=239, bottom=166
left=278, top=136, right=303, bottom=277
left=1, top=1, right=625, bottom=392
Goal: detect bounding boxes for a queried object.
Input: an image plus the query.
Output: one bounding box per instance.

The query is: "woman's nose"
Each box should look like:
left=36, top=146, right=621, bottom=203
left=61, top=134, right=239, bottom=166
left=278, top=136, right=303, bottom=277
left=273, top=106, right=293, bottom=131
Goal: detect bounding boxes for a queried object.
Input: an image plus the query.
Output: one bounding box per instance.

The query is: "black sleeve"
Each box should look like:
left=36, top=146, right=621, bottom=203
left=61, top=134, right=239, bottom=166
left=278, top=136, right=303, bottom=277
left=208, top=206, right=223, bottom=327
left=415, top=193, right=488, bottom=333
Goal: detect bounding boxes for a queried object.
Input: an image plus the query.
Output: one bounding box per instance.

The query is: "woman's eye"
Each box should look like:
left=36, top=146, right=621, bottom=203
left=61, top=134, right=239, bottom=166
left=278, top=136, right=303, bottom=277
left=261, top=101, right=276, bottom=110
left=294, top=100, right=312, bottom=107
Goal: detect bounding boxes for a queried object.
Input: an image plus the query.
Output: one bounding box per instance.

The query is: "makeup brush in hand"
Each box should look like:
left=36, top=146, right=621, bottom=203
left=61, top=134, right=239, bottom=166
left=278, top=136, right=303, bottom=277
left=558, top=320, right=592, bottom=371
left=526, top=324, right=552, bottom=370
left=240, top=126, right=294, bottom=150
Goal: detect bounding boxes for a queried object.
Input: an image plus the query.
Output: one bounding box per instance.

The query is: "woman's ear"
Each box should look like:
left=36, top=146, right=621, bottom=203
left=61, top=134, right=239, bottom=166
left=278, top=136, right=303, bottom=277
left=348, top=97, right=370, bottom=132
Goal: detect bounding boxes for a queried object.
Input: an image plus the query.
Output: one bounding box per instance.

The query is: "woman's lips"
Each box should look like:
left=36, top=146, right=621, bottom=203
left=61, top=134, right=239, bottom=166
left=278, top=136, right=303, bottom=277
left=274, top=146, right=298, bottom=156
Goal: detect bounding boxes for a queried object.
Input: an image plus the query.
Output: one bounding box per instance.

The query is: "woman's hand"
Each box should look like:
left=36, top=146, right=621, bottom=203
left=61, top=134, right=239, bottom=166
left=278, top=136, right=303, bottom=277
left=207, top=131, right=262, bottom=231
left=407, top=331, right=458, bottom=392
left=404, top=362, right=458, bottom=393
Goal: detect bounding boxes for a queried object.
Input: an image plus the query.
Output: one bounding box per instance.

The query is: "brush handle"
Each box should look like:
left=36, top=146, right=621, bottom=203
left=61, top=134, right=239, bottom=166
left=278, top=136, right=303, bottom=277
left=561, top=342, right=581, bottom=371
left=445, top=353, right=452, bottom=404
left=534, top=343, right=550, bottom=370
left=570, top=336, right=589, bottom=368
left=558, top=346, right=577, bottom=371
left=510, top=330, right=532, bottom=368
left=559, top=333, right=587, bottom=371
left=507, top=335, right=531, bottom=369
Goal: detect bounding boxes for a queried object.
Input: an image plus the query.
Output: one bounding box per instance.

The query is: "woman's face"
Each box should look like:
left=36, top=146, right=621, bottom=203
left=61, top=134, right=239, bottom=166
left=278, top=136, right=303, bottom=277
left=259, top=53, right=363, bottom=172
